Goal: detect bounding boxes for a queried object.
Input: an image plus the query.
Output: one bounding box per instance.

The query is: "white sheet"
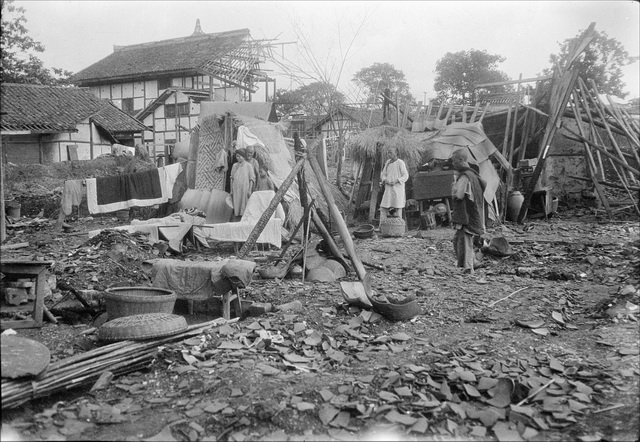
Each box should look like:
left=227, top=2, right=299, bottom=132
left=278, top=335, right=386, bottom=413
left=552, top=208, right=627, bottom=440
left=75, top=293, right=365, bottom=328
left=195, top=218, right=282, bottom=248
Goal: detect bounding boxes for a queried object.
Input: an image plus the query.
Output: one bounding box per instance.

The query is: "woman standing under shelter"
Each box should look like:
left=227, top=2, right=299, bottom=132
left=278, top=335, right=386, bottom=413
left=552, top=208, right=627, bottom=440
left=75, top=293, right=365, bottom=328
left=380, top=147, right=409, bottom=221
left=230, top=148, right=255, bottom=220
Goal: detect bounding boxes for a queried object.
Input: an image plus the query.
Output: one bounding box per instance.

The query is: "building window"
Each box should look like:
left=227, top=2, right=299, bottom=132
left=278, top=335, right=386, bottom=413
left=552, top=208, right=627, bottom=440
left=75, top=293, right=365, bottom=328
left=121, top=98, right=134, bottom=114
left=165, top=103, right=190, bottom=118
left=158, top=77, right=172, bottom=91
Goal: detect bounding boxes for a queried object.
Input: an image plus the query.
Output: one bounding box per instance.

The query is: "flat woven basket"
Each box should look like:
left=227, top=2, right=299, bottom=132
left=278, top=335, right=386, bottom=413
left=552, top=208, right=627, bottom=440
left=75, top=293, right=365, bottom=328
left=380, top=217, right=406, bottom=237
left=98, top=313, right=188, bottom=342
left=104, top=287, right=177, bottom=319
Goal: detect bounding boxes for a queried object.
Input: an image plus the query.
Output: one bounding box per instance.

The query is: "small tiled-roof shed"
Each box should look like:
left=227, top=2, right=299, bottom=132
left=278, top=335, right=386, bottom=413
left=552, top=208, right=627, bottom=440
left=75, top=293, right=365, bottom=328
left=1, top=83, right=147, bottom=164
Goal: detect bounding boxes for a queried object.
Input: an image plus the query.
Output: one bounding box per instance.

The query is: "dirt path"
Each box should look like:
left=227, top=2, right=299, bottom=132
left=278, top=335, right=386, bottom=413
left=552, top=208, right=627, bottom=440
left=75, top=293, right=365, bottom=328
left=1, top=208, right=638, bottom=441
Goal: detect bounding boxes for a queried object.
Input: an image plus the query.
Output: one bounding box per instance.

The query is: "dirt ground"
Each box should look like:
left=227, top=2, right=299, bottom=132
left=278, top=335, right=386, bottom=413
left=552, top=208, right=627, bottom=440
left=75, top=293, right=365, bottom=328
left=1, top=158, right=639, bottom=442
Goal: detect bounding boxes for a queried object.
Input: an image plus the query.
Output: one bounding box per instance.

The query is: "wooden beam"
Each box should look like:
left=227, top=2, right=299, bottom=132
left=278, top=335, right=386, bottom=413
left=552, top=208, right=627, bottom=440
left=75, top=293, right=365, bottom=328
left=475, top=75, right=553, bottom=89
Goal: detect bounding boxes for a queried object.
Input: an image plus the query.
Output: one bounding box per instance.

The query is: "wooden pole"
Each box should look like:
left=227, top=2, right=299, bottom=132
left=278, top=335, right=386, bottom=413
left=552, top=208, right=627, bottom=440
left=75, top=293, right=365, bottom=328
left=469, top=102, right=480, bottom=123
left=576, top=86, right=607, bottom=180
left=237, top=156, right=306, bottom=258
left=477, top=103, right=490, bottom=123
left=301, top=201, right=313, bottom=283
left=308, top=154, right=367, bottom=282
left=517, top=67, right=581, bottom=223
left=310, top=209, right=351, bottom=272
left=395, top=91, right=400, bottom=127
left=444, top=103, right=455, bottom=125
left=607, top=96, right=640, bottom=148
left=435, top=101, right=445, bottom=120
left=502, top=98, right=514, bottom=156
left=569, top=91, right=613, bottom=218
left=586, top=79, right=637, bottom=184
left=401, top=98, right=411, bottom=129
left=368, top=156, right=382, bottom=222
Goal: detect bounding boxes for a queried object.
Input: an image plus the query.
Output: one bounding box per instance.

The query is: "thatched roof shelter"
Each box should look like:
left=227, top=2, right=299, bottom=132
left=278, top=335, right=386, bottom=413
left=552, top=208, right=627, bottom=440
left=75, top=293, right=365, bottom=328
left=348, top=125, right=434, bottom=172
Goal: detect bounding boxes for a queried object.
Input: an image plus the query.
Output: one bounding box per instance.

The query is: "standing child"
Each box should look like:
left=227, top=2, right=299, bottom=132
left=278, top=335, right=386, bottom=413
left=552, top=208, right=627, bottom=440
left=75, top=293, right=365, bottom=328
left=255, top=165, right=275, bottom=192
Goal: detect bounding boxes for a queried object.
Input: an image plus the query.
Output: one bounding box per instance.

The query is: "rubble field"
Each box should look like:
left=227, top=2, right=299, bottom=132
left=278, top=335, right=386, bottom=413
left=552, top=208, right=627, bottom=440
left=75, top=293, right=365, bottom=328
left=1, top=158, right=638, bottom=442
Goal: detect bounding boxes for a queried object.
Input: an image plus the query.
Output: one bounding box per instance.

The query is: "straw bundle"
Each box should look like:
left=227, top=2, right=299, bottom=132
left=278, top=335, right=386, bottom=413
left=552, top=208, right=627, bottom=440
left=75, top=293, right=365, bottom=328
left=348, top=125, right=426, bottom=171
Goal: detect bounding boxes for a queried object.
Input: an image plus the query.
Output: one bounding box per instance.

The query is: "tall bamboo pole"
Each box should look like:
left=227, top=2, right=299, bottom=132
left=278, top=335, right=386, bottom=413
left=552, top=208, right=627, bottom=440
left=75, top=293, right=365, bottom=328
left=308, top=154, right=367, bottom=282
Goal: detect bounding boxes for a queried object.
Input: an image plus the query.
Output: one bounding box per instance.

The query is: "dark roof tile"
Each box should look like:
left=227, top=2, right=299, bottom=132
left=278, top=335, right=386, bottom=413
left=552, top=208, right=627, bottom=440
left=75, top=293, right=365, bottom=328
left=0, top=83, right=147, bottom=133
left=72, top=29, right=251, bottom=84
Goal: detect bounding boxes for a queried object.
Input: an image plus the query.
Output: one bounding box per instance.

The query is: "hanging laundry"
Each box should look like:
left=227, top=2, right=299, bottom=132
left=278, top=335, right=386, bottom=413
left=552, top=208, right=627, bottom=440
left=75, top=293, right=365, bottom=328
left=236, top=125, right=266, bottom=150
left=61, top=180, right=84, bottom=215
left=86, top=168, right=167, bottom=214
left=162, top=161, right=184, bottom=199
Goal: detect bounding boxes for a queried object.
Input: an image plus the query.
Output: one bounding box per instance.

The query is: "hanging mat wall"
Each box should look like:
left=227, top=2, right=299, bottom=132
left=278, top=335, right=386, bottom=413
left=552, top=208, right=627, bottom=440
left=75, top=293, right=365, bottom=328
left=196, top=116, right=227, bottom=191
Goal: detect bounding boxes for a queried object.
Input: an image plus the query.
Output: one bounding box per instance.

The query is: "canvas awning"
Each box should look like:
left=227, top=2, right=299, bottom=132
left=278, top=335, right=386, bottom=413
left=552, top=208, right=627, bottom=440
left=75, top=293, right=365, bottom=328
left=423, top=122, right=502, bottom=219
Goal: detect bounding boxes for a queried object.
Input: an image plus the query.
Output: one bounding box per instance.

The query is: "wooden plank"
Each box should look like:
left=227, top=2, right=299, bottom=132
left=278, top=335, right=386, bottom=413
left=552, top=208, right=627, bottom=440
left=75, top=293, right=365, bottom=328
left=411, top=101, right=423, bottom=132
left=435, top=101, right=445, bottom=120
left=401, top=98, right=411, bottom=128
left=477, top=103, right=490, bottom=123
left=501, top=98, right=514, bottom=155
left=444, top=103, right=455, bottom=125
left=469, top=102, right=480, bottom=123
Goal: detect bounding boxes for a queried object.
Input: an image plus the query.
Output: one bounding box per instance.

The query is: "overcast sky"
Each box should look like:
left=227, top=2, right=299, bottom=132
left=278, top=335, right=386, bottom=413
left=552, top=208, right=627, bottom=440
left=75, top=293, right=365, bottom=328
left=16, top=1, right=640, bottom=102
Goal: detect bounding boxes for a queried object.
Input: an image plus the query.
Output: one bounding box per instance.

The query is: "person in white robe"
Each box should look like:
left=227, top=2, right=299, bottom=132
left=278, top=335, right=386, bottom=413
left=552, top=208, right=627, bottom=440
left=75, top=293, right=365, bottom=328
left=379, top=147, right=409, bottom=221
left=230, top=148, right=256, bottom=220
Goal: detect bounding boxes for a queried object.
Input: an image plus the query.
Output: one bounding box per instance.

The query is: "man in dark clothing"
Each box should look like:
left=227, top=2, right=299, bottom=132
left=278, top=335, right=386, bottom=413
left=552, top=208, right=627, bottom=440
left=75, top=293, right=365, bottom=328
left=450, top=149, right=486, bottom=273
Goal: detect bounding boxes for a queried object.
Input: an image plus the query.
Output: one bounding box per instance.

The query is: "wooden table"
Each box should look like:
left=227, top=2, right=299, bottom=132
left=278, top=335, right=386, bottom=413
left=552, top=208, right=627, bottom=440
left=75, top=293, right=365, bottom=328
left=1, top=260, right=53, bottom=330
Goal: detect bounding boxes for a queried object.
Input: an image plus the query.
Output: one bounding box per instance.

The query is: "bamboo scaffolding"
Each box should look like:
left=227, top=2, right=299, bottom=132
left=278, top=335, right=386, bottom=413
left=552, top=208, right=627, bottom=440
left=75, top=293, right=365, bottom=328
left=606, top=96, right=640, bottom=148
left=585, top=79, right=637, bottom=185
left=576, top=86, right=608, bottom=181
left=569, top=90, right=613, bottom=218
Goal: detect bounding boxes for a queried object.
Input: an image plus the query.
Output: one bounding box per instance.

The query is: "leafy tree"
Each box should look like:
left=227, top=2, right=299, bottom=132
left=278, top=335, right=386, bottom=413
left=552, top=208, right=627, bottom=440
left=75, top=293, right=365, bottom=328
left=274, top=81, right=346, bottom=117
left=434, top=50, right=511, bottom=104
left=544, top=29, right=638, bottom=98
left=352, top=62, right=414, bottom=106
left=273, top=88, right=304, bottom=116
left=1, top=0, right=73, bottom=85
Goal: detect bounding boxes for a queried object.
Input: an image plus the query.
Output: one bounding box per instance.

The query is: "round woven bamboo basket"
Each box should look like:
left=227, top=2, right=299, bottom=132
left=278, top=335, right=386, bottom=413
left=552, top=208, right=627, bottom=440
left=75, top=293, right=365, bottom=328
left=380, top=217, right=406, bottom=237
left=103, top=287, right=177, bottom=319
left=98, top=313, right=188, bottom=342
